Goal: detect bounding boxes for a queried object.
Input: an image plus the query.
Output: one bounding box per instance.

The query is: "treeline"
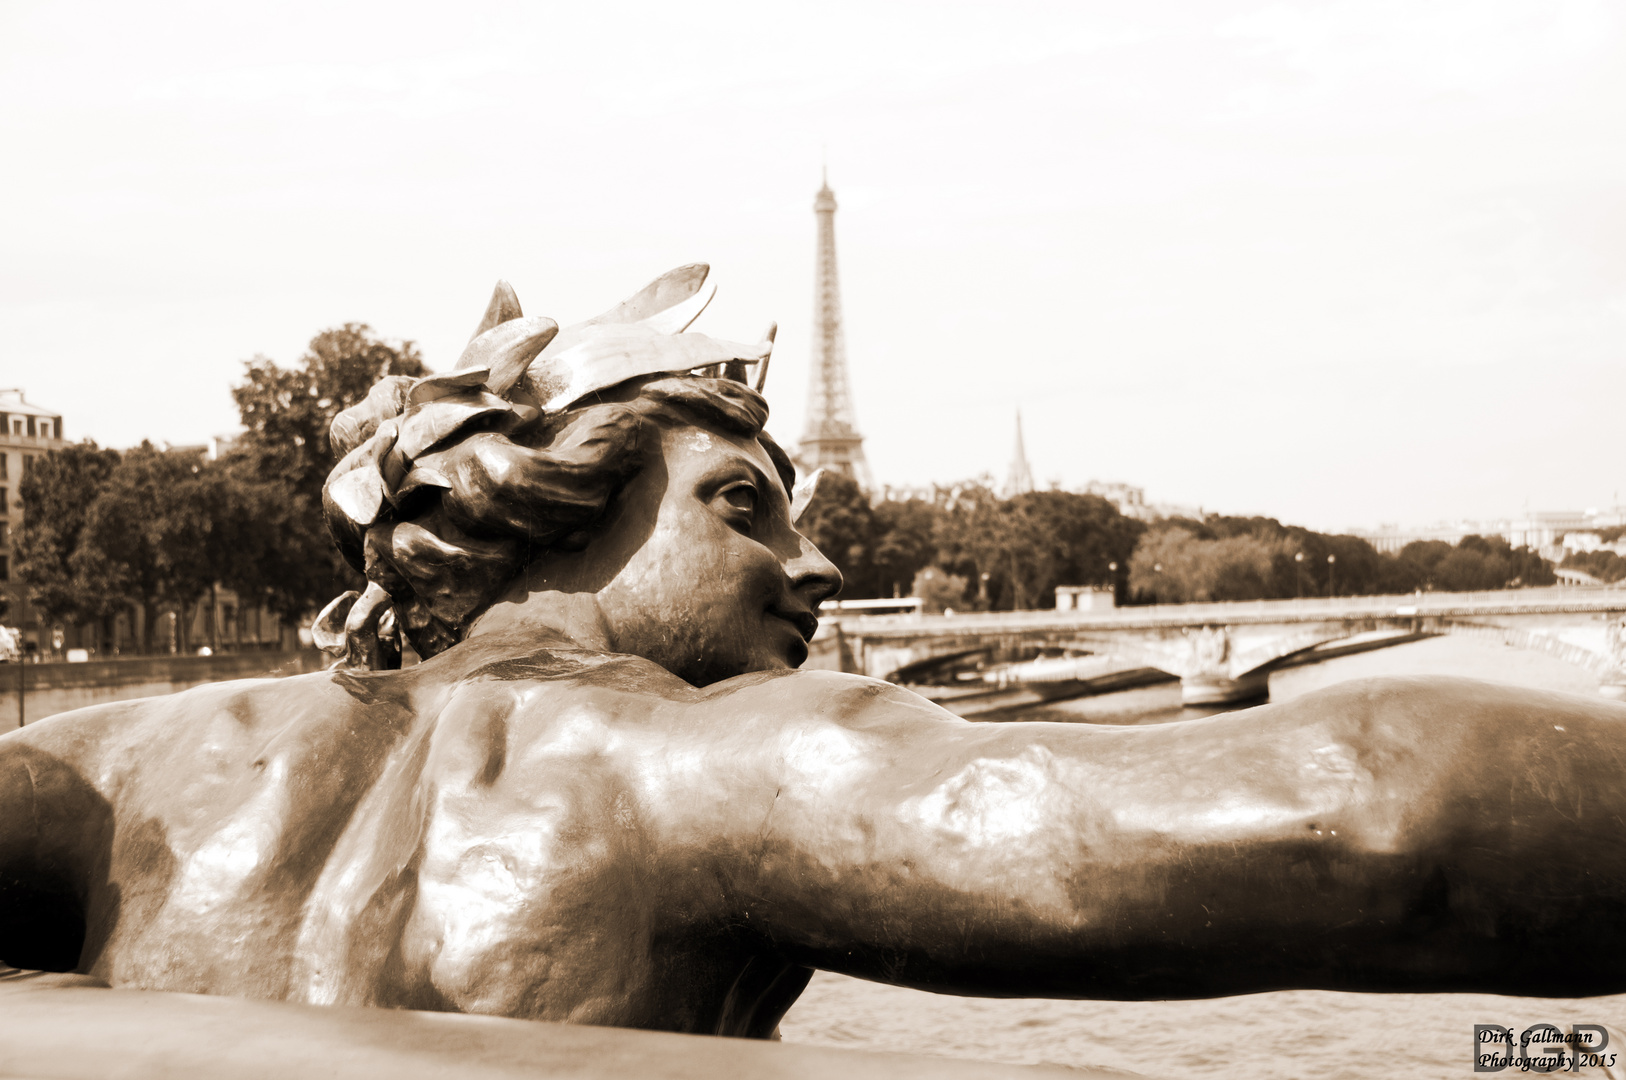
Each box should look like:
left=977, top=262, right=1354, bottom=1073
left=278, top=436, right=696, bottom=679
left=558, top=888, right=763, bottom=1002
left=797, top=474, right=1144, bottom=611
left=13, top=325, right=423, bottom=653
left=1551, top=525, right=1626, bottom=583
left=799, top=481, right=1556, bottom=609
left=1126, top=519, right=1553, bottom=603
left=15, top=322, right=1560, bottom=649
left=1562, top=550, right=1626, bottom=584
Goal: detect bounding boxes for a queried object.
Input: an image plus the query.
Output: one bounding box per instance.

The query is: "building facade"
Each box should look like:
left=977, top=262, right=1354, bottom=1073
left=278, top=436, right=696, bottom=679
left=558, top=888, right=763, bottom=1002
left=0, top=389, right=67, bottom=649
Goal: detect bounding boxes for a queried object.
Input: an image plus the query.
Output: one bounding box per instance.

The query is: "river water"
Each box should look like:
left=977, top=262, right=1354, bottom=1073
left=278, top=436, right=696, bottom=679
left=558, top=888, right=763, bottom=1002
left=778, top=636, right=1626, bottom=1077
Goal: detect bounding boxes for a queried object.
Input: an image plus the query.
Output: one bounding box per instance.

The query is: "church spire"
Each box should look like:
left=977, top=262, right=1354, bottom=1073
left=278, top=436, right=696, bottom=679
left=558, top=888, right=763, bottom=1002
left=1004, top=410, right=1035, bottom=497
left=798, top=171, right=872, bottom=488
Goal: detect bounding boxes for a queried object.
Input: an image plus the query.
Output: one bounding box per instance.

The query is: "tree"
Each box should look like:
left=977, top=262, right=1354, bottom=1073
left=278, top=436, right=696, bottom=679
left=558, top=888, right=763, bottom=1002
left=797, top=471, right=876, bottom=599
left=912, top=567, right=968, bottom=614
left=1393, top=535, right=1554, bottom=592
left=233, top=323, right=426, bottom=500
left=12, top=443, right=124, bottom=646
left=1126, top=516, right=1557, bottom=605
left=1562, top=549, right=1626, bottom=584
left=76, top=444, right=219, bottom=653
left=1128, top=527, right=1289, bottom=604
left=870, top=498, right=940, bottom=599
left=228, top=324, right=427, bottom=620
left=930, top=482, right=1005, bottom=608
left=932, top=486, right=1142, bottom=610
left=1008, top=491, right=1143, bottom=605
left=210, top=456, right=347, bottom=626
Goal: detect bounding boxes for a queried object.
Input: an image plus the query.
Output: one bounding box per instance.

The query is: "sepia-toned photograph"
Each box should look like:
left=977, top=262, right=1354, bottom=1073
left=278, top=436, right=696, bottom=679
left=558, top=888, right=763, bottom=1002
left=2, top=2, right=1623, bottom=1077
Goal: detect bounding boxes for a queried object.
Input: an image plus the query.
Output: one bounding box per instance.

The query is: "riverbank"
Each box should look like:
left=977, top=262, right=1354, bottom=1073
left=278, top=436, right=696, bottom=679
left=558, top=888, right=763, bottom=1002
left=2, top=650, right=324, bottom=728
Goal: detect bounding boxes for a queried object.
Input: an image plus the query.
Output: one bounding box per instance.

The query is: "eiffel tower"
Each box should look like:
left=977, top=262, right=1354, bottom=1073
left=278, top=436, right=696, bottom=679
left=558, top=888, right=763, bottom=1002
left=797, top=170, right=872, bottom=489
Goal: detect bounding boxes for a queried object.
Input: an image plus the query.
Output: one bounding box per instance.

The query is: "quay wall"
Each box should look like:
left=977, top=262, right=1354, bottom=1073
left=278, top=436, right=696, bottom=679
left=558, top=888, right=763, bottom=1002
left=3, top=651, right=326, bottom=728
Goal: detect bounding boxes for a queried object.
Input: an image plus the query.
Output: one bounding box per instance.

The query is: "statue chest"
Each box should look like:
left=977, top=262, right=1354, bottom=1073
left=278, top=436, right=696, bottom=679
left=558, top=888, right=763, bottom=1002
left=87, top=700, right=799, bottom=1035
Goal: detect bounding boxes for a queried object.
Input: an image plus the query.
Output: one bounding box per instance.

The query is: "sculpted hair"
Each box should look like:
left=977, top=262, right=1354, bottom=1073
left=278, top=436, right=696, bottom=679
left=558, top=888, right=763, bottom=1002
left=313, top=266, right=785, bottom=669
left=321, top=374, right=793, bottom=665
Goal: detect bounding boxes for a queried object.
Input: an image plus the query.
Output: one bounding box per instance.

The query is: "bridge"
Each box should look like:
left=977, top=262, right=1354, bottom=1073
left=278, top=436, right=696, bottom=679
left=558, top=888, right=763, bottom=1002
left=811, top=587, right=1626, bottom=705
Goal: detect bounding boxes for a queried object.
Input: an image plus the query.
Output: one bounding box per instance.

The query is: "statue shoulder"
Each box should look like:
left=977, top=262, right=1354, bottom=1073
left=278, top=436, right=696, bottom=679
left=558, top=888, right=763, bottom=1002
left=426, top=659, right=950, bottom=776
left=697, top=668, right=964, bottom=734
left=439, top=650, right=693, bottom=738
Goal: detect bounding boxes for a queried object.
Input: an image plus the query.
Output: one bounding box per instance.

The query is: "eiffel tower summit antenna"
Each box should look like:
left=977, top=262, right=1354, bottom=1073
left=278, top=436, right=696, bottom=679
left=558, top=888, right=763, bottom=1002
left=798, top=169, right=873, bottom=489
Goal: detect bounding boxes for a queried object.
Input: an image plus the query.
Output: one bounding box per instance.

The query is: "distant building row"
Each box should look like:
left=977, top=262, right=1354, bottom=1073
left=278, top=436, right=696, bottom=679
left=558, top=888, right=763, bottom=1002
left=1353, top=508, right=1626, bottom=559
left=0, top=389, right=294, bottom=659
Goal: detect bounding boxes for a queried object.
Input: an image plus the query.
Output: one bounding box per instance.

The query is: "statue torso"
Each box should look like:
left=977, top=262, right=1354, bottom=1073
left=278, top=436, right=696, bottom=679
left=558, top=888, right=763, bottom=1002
left=2, top=639, right=815, bottom=1037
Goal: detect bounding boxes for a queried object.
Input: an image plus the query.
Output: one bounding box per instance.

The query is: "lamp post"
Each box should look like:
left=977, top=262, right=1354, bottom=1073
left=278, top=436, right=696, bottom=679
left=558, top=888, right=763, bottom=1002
left=1294, top=552, right=1304, bottom=598
left=1327, top=553, right=1337, bottom=597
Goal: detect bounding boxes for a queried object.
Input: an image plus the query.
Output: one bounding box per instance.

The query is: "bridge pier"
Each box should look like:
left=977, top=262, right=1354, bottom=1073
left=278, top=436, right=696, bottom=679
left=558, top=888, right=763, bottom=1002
left=1180, top=671, right=1269, bottom=707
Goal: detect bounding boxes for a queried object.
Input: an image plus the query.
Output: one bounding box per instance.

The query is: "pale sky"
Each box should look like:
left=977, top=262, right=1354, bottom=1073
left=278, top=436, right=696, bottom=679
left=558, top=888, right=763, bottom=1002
left=3, top=0, right=1623, bottom=532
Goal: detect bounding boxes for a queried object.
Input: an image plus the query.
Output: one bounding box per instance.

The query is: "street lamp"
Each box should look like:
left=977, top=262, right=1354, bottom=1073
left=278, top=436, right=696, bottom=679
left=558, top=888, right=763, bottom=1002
left=1294, top=552, right=1304, bottom=598
left=1327, top=553, right=1337, bottom=597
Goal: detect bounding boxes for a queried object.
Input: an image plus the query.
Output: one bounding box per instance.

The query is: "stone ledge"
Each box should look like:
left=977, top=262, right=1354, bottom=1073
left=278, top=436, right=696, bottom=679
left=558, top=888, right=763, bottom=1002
left=0, top=979, right=1146, bottom=1080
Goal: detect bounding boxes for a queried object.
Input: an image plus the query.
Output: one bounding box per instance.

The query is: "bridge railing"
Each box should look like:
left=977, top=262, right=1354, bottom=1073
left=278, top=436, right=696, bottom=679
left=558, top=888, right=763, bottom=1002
left=825, top=585, right=1626, bottom=635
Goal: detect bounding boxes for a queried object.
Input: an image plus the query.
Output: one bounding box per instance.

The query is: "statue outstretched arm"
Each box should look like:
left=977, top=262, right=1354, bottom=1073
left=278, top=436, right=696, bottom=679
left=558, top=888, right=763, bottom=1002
left=724, top=671, right=1626, bottom=999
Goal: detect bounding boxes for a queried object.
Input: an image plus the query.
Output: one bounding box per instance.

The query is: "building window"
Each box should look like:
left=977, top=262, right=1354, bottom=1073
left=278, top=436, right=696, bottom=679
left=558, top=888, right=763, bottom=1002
left=21, top=455, right=31, bottom=476
left=0, top=522, right=8, bottom=544
left=9, top=421, right=19, bottom=436
left=0, top=454, right=6, bottom=480
left=0, top=488, right=7, bottom=513
left=0, top=555, right=8, bottom=582
left=53, top=419, right=61, bottom=439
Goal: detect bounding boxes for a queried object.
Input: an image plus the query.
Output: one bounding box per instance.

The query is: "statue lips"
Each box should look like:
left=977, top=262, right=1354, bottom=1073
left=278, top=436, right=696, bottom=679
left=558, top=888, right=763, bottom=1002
left=767, top=605, right=819, bottom=665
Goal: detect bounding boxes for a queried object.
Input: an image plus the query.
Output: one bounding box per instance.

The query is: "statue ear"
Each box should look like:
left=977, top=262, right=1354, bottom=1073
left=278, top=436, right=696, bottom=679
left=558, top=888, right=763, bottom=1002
left=469, top=280, right=524, bottom=343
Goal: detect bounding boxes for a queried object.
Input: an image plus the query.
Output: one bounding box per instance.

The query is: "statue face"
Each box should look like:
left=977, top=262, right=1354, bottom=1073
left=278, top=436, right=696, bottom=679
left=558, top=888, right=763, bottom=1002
left=532, top=421, right=842, bottom=685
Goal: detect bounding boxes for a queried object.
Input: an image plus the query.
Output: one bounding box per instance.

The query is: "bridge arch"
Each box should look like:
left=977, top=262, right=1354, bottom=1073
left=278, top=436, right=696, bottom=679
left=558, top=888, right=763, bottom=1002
left=1421, top=619, right=1623, bottom=679
left=835, top=598, right=1626, bottom=705
left=1232, top=618, right=1623, bottom=684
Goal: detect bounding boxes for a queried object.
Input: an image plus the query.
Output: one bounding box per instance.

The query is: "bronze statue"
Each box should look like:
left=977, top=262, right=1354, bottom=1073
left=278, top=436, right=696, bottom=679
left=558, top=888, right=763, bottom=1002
left=2, top=266, right=1624, bottom=1047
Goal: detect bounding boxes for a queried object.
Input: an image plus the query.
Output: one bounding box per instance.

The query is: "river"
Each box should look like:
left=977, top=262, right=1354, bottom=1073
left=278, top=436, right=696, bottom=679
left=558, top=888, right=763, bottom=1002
left=778, top=636, right=1626, bottom=1077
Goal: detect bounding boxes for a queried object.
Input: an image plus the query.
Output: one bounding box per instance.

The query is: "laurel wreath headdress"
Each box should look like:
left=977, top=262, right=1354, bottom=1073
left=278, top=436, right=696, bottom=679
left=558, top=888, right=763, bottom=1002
left=313, top=264, right=819, bottom=671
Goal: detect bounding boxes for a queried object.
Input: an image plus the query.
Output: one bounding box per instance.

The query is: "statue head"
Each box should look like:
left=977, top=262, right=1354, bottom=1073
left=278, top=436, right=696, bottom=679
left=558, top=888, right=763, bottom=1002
left=316, top=266, right=842, bottom=683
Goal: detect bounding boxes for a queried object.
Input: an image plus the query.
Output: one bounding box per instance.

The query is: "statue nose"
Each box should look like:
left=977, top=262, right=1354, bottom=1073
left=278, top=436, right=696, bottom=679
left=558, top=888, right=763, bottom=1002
left=787, top=535, right=842, bottom=606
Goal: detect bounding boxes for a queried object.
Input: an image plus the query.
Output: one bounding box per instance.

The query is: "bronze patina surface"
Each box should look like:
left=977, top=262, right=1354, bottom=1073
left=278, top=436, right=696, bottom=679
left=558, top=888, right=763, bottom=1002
left=1, top=270, right=1624, bottom=1050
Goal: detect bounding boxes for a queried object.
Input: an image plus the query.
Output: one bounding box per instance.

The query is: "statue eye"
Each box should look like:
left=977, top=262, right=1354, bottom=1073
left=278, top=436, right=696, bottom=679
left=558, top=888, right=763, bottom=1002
left=718, top=484, right=758, bottom=526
